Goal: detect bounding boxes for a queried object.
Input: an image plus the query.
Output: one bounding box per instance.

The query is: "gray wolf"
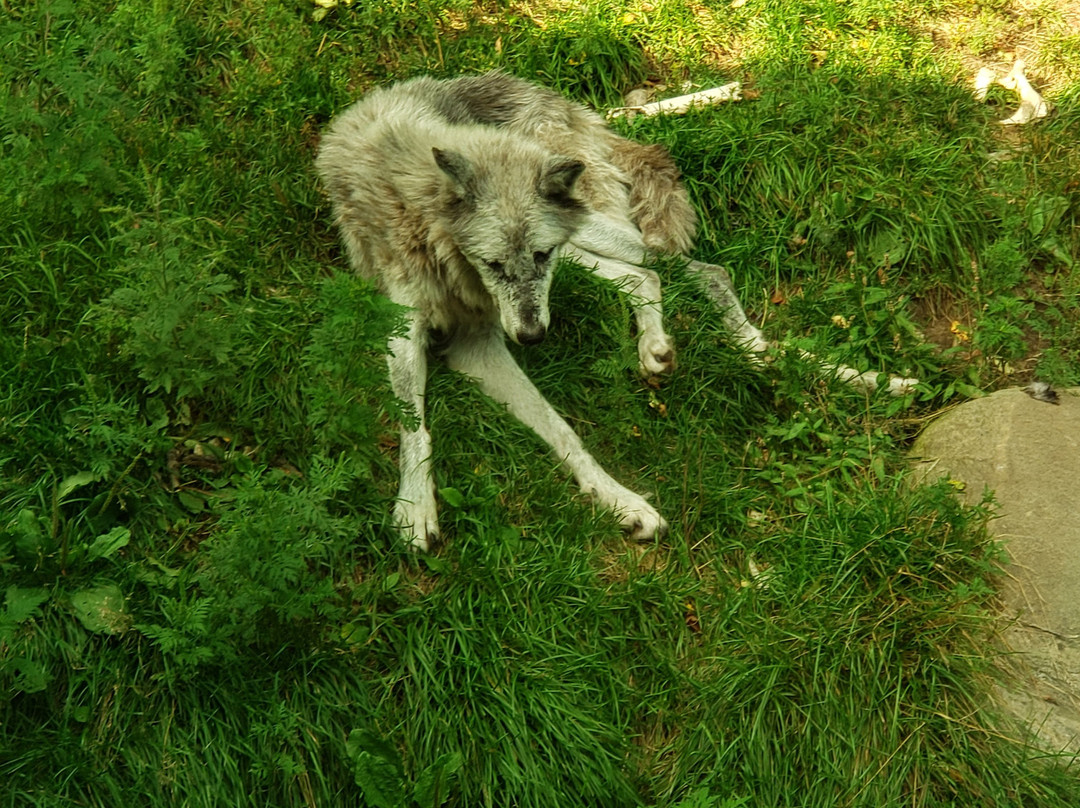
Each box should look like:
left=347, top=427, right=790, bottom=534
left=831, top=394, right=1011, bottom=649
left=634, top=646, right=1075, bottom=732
left=316, top=71, right=904, bottom=551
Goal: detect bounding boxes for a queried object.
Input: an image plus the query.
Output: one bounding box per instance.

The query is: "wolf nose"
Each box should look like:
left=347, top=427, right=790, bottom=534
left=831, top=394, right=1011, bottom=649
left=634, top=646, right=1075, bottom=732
left=516, top=325, right=547, bottom=345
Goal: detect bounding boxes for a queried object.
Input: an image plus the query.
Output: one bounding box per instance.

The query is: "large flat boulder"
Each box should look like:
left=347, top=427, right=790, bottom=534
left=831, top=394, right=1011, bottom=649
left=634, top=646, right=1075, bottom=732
left=911, top=387, right=1080, bottom=754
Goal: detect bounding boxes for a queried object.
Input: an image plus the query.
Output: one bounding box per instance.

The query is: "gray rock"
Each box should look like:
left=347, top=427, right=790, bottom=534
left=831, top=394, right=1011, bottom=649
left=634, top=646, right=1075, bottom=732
left=911, top=387, right=1080, bottom=754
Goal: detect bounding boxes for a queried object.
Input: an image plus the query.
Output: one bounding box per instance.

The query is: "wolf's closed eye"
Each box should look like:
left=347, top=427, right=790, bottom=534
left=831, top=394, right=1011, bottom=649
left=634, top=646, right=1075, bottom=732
left=533, top=249, right=552, bottom=265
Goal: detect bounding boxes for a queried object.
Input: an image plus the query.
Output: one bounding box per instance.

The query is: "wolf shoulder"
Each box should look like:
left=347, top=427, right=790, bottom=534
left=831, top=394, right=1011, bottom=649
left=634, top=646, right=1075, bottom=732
left=316, top=83, right=449, bottom=177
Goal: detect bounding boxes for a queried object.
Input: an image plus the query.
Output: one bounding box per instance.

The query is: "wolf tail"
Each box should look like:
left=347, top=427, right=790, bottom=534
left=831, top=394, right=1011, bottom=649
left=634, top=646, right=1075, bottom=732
left=610, top=139, right=698, bottom=256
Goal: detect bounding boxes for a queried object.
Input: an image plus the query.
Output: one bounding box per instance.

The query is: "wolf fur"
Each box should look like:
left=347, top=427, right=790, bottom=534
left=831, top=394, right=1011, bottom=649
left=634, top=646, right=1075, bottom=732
left=316, top=71, right=895, bottom=551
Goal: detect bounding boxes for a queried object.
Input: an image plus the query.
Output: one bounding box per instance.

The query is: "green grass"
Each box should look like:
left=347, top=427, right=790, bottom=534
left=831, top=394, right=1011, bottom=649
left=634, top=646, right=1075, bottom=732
left=2, top=0, right=1079, bottom=806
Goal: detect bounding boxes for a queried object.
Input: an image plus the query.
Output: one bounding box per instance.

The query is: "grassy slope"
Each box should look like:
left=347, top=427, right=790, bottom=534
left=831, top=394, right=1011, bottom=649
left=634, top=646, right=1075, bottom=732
left=2, top=1, right=1079, bottom=806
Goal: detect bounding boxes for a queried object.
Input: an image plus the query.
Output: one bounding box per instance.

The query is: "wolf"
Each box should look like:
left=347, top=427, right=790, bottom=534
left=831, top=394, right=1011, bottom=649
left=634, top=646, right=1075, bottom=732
left=316, top=71, right=909, bottom=551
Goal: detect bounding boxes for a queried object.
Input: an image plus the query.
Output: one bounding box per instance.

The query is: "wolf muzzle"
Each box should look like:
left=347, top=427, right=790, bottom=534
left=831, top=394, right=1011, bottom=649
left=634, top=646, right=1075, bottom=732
left=503, top=305, right=548, bottom=346
left=514, top=322, right=547, bottom=346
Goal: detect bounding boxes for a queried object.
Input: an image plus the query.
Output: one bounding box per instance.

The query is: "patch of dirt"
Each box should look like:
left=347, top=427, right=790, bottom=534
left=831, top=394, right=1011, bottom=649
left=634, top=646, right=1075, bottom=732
left=910, top=288, right=976, bottom=353
left=594, top=537, right=673, bottom=585
left=909, top=287, right=1055, bottom=387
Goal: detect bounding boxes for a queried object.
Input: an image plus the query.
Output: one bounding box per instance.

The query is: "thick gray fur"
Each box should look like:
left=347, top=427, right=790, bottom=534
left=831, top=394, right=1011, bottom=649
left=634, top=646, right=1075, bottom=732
left=317, top=71, right=767, bottom=551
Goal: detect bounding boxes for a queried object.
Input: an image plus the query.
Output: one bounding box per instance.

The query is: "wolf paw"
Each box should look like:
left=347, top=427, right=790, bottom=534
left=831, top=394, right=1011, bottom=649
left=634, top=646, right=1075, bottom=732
left=887, top=375, right=920, bottom=396
left=393, top=493, right=440, bottom=553
left=617, top=500, right=669, bottom=540
left=735, top=326, right=771, bottom=356
left=638, top=331, right=676, bottom=376
left=584, top=478, right=668, bottom=540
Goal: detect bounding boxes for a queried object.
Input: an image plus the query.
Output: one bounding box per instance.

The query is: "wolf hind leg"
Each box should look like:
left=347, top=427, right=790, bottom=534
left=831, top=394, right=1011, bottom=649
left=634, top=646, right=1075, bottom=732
left=563, top=250, right=675, bottom=378
left=683, top=259, right=770, bottom=354
left=684, top=260, right=918, bottom=393
left=445, top=330, right=667, bottom=540
left=568, top=214, right=675, bottom=376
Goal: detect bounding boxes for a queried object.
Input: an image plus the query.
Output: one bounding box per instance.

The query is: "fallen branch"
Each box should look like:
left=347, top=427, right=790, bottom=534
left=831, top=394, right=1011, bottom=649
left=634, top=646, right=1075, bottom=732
left=607, top=82, right=742, bottom=119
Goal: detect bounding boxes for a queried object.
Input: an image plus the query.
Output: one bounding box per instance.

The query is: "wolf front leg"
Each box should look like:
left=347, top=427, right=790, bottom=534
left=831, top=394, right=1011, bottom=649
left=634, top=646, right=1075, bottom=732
left=386, top=311, right=439, bottom=552
left=445, top=330, right=668, bottom=540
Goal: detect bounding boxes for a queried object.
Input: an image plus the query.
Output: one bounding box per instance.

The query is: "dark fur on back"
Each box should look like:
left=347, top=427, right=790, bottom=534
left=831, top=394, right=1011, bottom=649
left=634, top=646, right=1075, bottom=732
left=428, top=72, right=546, bottom=126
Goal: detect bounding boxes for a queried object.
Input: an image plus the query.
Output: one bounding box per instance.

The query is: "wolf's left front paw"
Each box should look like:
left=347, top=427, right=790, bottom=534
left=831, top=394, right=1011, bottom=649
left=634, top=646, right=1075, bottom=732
left=638, top=331, right=675, bottom=376
left=586, top=479, right=668, bottom=540
left=617, top=499, right=669, bottom=540
left=393, top=485, right=440, bottom=553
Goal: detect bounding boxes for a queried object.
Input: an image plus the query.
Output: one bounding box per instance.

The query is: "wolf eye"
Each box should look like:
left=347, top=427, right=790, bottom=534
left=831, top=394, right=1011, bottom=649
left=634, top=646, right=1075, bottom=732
left=533, top=249, right=553, bottom=265
left=485, top=259, right=505, bottom=274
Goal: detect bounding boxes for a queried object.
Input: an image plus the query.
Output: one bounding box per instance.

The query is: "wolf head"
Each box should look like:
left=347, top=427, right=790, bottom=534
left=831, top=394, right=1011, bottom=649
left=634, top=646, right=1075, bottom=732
left=433, top=141, right=585, bottom=345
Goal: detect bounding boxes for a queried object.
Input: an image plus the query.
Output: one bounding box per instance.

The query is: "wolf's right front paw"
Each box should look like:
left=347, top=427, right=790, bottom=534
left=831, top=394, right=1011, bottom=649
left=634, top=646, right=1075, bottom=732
left=393, top=496, right=440, bottom=553
left=887, top=375, right=920, bottom=396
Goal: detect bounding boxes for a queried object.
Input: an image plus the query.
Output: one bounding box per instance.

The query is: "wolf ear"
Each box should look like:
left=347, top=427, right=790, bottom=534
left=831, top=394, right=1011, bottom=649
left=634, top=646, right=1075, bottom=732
left=433, top=147, right=475, bottom=200
left=539, top=158, right=585, bottom=206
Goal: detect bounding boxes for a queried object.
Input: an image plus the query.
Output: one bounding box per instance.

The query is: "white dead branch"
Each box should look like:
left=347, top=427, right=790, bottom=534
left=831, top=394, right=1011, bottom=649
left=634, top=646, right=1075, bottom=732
left=607, top=82, right=743, bottom=120
left=974, top=60, right=1049, bottom=125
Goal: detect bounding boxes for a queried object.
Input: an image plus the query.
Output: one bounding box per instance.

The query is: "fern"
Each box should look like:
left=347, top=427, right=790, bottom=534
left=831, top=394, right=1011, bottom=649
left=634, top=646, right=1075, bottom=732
left=135, top=457, right=367, bottom=676
left=95, top=214, right=247, bottom=400
left=302, top=272, right=408, bottom=449
left=0, top=0, right=131, bottom=226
